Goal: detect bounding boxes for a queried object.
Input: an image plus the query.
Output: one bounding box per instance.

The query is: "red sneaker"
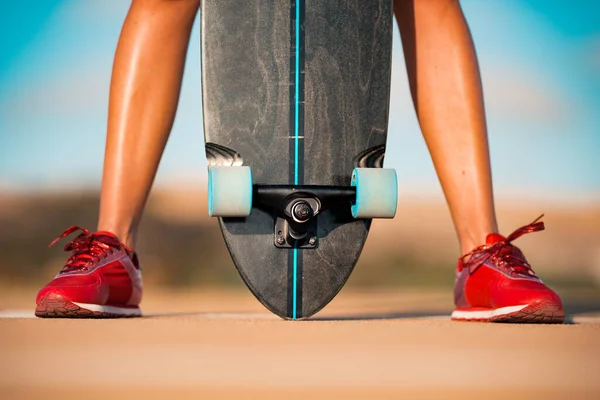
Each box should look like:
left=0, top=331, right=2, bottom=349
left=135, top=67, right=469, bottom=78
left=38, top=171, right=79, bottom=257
left=451, top=215, right=564, bottom=323
left=35, top=226, right=142, bottom=318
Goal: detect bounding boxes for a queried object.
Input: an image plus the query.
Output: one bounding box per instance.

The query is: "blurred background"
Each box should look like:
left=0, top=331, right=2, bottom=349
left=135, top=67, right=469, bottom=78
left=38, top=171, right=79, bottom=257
left=0, top=1, right=598, bottom=304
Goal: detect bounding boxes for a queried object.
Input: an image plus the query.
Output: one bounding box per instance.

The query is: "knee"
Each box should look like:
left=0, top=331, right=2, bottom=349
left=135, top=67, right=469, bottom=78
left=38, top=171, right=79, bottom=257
left=415, top=0, right=461, bottom=14
left=132, top=0, right=201, bottom=10
left=395, top=0, right=461, bottom=14
left=395, top=0, right=463, bottom=28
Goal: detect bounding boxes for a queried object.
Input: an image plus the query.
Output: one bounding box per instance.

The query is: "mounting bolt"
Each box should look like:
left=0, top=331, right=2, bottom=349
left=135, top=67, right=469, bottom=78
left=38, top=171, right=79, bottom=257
left=292, top=201, right=313, bottom=222
left=276, top=236, right=285, bottom=245
left=308, top=236, right=317, bottom=245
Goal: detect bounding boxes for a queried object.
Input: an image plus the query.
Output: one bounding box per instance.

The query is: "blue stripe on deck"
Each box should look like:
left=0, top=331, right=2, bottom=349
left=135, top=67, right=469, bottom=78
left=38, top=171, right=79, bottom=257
left=292, top=0, right=301, bottom=320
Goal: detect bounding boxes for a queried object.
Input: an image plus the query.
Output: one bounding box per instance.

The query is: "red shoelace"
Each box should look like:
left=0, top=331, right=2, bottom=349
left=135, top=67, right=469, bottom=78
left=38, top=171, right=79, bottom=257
left=48, top=226, right=132, bottom=273
left=460, top=215, right=545, bottom=277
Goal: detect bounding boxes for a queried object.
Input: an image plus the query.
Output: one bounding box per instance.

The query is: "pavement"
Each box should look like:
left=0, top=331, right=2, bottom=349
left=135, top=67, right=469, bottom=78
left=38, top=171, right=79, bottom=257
left=1, top=286, right=599, bottom=399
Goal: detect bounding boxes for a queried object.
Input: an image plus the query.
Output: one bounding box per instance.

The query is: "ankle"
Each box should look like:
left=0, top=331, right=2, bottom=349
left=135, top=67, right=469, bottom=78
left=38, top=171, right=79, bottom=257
left=459, top=229, right=496, bottom=256
left=96, top=222, right=137, bottom=249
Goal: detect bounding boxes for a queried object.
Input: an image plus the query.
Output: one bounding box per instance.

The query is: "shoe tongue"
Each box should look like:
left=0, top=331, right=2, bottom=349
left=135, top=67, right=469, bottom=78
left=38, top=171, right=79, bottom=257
left=486, top=233, right=506, bottom=245
left=94, top=231, right=119, bottom=240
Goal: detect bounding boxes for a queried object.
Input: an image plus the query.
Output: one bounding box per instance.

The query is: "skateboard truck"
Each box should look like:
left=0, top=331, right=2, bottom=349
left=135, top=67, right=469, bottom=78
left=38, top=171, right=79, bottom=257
left=208, top=166, right=397, bottom=250
left=254, top=185, right=356, bottom=249
left=274, top=196, right=319, bottom=249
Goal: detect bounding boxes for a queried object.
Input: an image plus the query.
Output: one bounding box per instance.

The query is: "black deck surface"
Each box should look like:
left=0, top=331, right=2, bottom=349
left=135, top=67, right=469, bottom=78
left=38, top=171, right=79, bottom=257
left=202, top=0, right=393, bottom=319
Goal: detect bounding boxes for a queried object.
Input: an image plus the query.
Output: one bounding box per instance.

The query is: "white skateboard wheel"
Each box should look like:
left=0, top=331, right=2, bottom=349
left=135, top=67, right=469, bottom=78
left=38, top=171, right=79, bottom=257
left=351, top=168, right=397, bottom=219
left=208, top=166, right=253, bottom=217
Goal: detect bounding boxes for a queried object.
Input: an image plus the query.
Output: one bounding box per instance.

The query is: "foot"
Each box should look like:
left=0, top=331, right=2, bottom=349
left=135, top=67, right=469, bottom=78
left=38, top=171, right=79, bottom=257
left=452, top=215, right=564, bottom=323
left=35, top=226, right=143, bottom=318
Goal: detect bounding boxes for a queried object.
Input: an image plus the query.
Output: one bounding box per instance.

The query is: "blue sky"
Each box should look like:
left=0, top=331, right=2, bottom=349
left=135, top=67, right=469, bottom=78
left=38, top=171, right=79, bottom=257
left=0, top=0, right=598, bottom=203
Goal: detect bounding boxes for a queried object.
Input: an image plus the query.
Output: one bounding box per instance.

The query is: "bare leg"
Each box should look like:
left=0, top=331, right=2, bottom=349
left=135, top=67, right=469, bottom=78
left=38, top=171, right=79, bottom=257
left=98, top=0, right=201, bottom=248
left=394, top=0, right=498, bottom=254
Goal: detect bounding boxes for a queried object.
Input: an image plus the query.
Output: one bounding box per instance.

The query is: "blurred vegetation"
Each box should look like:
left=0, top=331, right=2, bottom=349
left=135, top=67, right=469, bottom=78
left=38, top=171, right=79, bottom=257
left=0, top=192, right=598, bottom=300
left=0, top=192, right=233, bottom=288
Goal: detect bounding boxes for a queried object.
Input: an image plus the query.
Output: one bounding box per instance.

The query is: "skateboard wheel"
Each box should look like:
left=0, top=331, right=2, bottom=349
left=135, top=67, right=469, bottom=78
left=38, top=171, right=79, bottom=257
left=208, top=166, right=253, bottom=217
left=351, top=168, right=397, bottom=219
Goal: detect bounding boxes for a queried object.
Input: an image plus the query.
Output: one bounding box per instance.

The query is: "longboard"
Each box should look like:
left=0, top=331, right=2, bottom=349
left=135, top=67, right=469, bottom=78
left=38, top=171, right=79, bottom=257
left=201, top=0, right=396, bottom=319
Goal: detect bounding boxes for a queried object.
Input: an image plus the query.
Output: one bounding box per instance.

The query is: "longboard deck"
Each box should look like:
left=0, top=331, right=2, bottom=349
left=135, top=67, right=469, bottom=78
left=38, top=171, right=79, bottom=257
left=202, top=0, right=393, bottom=319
